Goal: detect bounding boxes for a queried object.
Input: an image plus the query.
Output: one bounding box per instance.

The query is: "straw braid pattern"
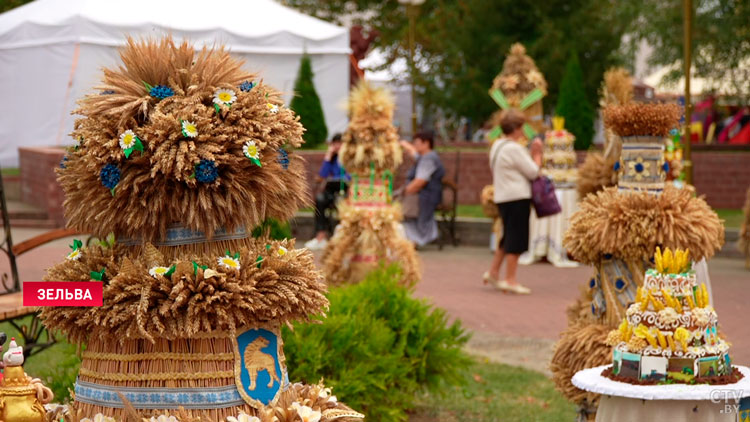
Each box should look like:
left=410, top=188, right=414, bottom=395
left=82, top=351, right=234, bottom=361
left=79, top=368, right=234, bottom=382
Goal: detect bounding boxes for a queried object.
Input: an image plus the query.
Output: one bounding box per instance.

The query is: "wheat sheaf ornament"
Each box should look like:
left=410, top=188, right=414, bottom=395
left=61, top=37, right=308, bottom=242
left=42, top=37, right=363, bottom=422
left=322, top=81, right=419, bottom=285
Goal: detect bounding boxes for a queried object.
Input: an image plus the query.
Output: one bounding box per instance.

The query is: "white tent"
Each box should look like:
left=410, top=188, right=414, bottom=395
left=0, top=0, right=350, bottom=167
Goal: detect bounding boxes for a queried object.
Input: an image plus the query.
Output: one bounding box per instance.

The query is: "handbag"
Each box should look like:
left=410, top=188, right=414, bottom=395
left=531, top=175, right=561, bottom=217
left=401, top=193, right=419, bottom=219
left=491, top=139, right=560, bottom=218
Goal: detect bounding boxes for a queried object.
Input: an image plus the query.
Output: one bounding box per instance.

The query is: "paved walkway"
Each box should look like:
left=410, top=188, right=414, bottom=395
left=2, top=228, right=748, bottom=373
left=412, top=245, right=750, bottom=370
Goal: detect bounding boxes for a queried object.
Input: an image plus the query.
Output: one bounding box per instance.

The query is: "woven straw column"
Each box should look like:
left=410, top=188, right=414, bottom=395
left=39, top=37, right=363, bottom=422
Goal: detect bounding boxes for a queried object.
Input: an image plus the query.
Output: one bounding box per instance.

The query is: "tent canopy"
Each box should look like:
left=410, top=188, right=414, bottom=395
left=0, top=0, right=350, bottom=166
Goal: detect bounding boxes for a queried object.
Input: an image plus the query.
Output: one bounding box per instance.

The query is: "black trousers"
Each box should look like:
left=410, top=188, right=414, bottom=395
left=314, top=181, right=347, bottom=233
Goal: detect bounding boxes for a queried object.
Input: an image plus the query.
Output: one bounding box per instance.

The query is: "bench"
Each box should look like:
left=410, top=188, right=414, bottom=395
left=0, top=170, right=79, bottom=357
left=436, top=178, right=459, bottom=249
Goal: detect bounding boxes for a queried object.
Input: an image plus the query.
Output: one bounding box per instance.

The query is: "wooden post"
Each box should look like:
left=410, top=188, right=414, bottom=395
left=683, top=0, right=693, bottom=185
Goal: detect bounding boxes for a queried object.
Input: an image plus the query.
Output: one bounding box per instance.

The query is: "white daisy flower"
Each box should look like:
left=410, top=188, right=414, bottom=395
left=66, top=249, right=82, bottom=261
left=150, top=416, right=178, bottom=422
left=84, top=414, right=116, bottom=422
left=149, top=266, right=171, bottom=278
left=267, top=103, right=279, bottom=114
left=213, top=89, right=237, bottom=106
left=181, top=120, right=198, bottom=138
left=226, top=414, right=260, bottom=422
left=292, top=402, right=321, bottom=422
left=276, top=246, right=288, bottom=257
left=119, top=130, right=137, bottom=150
left=243, top=140, right=261, bottom=160
left=218, top=255, right=241, bottom=270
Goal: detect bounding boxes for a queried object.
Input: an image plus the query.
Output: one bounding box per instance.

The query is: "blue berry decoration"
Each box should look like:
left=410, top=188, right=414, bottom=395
left=634, top=163, right=644, bottom=173
left=277, top=147, right=290, bottom=170
left=195, top=159, right=218, bottom=183
left=150, top=85, right=174, bottom=100
left=662, top=161, right=670, bottom=172
left=239, top=80, right=255, bottom=92
left=59, top=156, right=68, bottom=169
left=100, top=164, right=120, bottom=195
left=613, top=161, right=621, bottom=171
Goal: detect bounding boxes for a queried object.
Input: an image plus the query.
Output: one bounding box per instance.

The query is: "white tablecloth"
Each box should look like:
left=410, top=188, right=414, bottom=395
left=573, top=365, right=750, bottom=422
left=519, top=187, right=579, bottom=267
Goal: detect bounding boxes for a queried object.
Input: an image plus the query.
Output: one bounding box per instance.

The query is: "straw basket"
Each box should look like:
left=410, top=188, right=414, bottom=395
left=75, top=329, right=285, bottom=421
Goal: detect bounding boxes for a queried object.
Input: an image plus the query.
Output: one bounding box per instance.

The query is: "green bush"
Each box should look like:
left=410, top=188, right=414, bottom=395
left=283, top=265, right=471, bottom=422
left=34, top=341, right=81, bottom=402
left=251, top=218, right=292, bottom=240
left=555, top=50, right=596, bottom=150
left=290, top=54, right=328, bottom=149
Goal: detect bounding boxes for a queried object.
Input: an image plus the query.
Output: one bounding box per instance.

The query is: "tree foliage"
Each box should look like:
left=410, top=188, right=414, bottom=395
left=289, top=54, right=328, bottom=148
left=0, top=0, right=33, bottom=13
left=556, top=50, right=596, bottom=150
left=624, top=0, right=750, bottom=103
left=283, top=0, right=633, bottom=126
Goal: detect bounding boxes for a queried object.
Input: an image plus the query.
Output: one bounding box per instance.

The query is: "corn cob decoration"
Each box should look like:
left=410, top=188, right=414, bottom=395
left=674, top=327, right=690, bottom=351
left=654, top=247, right=691, bottom=274
left=635, top=324, right=658, bottom=348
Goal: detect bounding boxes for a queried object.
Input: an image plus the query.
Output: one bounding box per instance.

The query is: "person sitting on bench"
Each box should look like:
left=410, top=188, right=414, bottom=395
left=305, top=134, right=349, bottom=250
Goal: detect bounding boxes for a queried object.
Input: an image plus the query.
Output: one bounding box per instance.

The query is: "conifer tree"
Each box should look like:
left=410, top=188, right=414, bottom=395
left=290, top=55, right=328, bottom=148
left=555, top=50, right=595, bottom=150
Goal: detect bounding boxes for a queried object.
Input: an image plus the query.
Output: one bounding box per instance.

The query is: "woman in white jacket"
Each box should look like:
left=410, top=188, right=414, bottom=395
left=484, top=110, right=542, bottom=294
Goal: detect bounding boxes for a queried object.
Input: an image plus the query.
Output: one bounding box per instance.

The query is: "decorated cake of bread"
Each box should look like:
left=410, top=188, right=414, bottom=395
left=604, top=247, right=742, bottom=384
left=543, top=117, right=577, bottom=188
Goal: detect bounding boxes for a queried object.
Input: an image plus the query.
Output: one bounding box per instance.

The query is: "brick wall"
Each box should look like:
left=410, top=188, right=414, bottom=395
left=18, top=147, right=750, bottom=227
left=692, top=152, right=750, bottom=209
left=19, top=147, right=66, bottom=225
left=300, top=148, right=750, bottom=208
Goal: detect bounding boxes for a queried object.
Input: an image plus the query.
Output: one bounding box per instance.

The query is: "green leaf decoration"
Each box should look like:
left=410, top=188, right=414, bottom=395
left=233, top=252, right=240, bottom=259
left=250, top=157, right=262, bottom=167
left=214, top=103, right=221, bottom=114
left=124, top=147, right=134, bottom=158
left=90, top=268, right=106, bottom=281
left=255, top=255, right=264, bottom=269
left=488, top=126, right=502, bottom=141
left=265, top=244, right=271, bottom=251
left=519, top=88, right=544, bottom=110
left=106, top=232, right=116, bottom=247
left=192, top=261, right=208, bottom=276
left=110, top=187, right=116, bottom=196
left=70, top=239, right=83, bottom=251
left=522, top=123, right=537, bottom=140
left=188, top=172, right=195, bottom=179
left=164, top=265, right=176, bottom=277
left=134, top=137, right=144, bottom=153
left=489, top=89, right=510, bottom=110
left=143, top=81, right=154, bottom=91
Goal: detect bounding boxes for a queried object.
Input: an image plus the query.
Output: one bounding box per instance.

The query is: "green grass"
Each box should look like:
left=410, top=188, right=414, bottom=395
left=410, top=359, right=576, bottom=422
left=0, top=318, right=80, bottom=402
left=1, top=167, right=19, bottom=176
left=716, top=208, right=743, bottom=229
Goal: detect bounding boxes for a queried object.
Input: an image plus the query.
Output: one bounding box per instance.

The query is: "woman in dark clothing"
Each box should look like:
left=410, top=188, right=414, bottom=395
left=305, top=134, right=349, bottom=250
left=401, top=130, right=445, bottom=247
